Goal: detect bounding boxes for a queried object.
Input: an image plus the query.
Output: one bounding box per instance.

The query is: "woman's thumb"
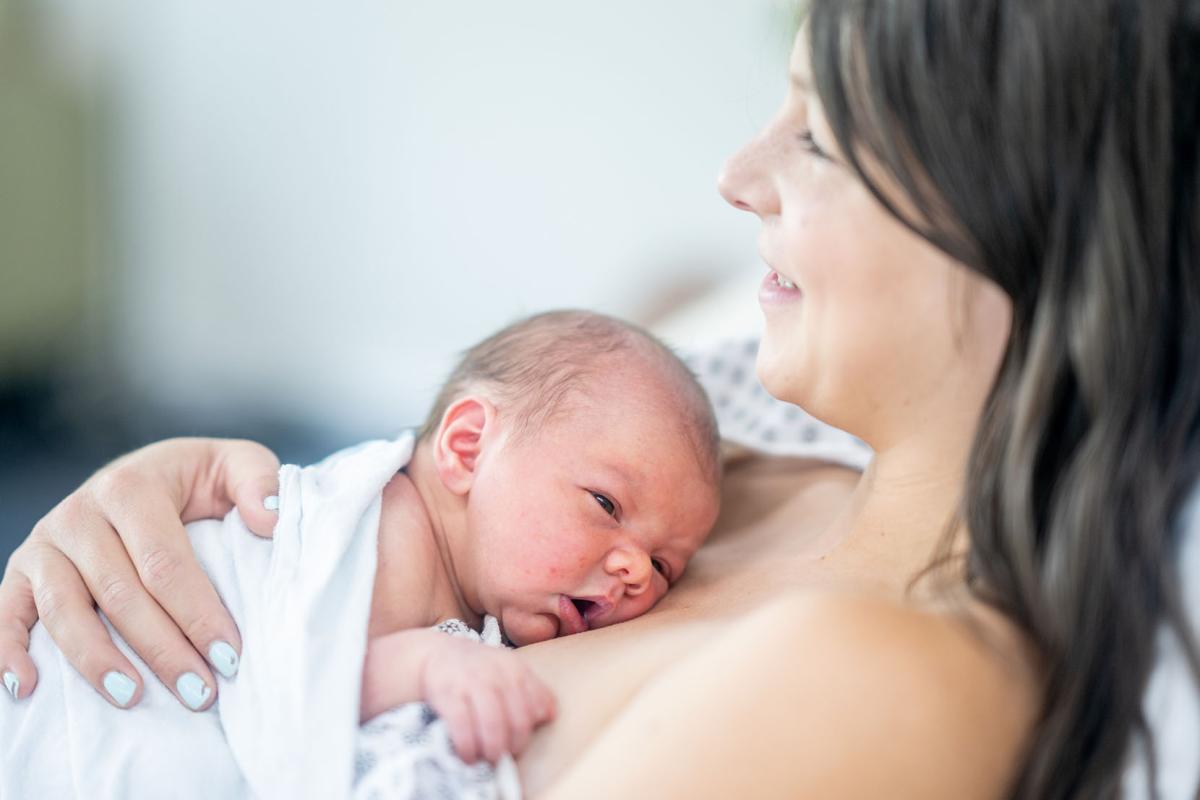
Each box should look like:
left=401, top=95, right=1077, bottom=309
left=224, top=443, right=282, bottom=537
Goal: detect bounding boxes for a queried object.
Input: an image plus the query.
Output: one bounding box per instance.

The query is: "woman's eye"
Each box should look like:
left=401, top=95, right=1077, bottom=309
left=651, top=558, right=668, bottom=577
left=591, top=492, right=616, bottom=516
left=797, top=129, right=830, bottom=160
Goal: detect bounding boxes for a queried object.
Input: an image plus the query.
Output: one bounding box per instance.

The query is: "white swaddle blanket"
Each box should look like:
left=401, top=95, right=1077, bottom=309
left=1, top=432, right=519, bottom=799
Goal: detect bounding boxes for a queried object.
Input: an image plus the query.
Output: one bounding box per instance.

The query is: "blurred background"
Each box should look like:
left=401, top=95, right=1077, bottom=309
left=1, top=0, right=795, bottom=562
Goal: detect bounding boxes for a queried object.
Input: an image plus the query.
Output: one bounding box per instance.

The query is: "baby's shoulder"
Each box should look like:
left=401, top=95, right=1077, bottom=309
left=373, top=472, right=448, bottom=627
left=379, top=471, right=434, bottom=541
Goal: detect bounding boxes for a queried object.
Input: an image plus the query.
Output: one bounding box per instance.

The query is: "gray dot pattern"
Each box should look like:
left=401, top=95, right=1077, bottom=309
left=684, top=337, right=871, bottom=470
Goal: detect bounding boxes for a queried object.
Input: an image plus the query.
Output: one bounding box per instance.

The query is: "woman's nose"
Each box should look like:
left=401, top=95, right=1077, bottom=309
left=717, top=129, right=781, bottom=217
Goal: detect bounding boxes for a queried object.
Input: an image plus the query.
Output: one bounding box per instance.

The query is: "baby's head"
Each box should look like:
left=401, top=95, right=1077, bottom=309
left=418, top=310, right=721, bottom=645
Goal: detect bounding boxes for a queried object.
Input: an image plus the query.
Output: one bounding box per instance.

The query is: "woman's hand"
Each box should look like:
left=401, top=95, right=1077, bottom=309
left=0, top=438, right=281, bottom=710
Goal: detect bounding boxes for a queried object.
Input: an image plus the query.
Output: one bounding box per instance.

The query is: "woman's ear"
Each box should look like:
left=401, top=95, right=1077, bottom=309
left=431, top=396, right=497, bottom=495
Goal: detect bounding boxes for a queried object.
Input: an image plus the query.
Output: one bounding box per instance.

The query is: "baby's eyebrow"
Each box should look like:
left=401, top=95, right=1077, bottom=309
left=605, top=462, right=636, bottom=489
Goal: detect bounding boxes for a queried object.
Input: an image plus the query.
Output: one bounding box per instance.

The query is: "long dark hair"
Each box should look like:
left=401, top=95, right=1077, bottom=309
left=807, top=1, right=1200, bottom=796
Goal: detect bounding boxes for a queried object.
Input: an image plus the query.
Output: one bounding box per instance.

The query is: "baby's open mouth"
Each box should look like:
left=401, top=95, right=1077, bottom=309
left=558, top=595, right=614, bottom=636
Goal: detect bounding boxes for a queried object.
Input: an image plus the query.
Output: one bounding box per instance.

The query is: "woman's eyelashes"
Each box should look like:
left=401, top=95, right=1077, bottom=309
left=797, top=129, right=830, bottom=160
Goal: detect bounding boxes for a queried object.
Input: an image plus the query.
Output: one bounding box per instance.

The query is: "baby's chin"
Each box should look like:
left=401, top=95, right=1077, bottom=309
left=499, top=609, right=559, bottom=647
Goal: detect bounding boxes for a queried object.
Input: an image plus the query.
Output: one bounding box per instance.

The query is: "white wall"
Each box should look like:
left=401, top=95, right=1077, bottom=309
left=49, top=1, right=795, bottom=437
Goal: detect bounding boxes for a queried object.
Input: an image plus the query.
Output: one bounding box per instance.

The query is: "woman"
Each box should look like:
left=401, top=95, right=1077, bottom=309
left=3, top=1, right=1199, bottom=796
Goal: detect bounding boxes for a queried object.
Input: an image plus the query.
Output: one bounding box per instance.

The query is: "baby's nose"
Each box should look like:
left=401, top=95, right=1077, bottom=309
left=621, top=555, right=653, bottom=597
left=605, top=546, right=653, bottom=596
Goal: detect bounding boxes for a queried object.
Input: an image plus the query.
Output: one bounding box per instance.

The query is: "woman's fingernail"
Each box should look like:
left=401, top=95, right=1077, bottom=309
left=3, top=671, right=19, bottom=700
left=176, top=672, right=212, bottom=710
left=208, top=641, right=239, bottom=679
left=263, top=495, right=280, bottom=511
left=103, top=671, right=137, bottom=707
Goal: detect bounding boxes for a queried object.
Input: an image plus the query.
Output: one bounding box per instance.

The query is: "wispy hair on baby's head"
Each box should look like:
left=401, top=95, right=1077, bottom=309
left=419, top=310, right=720, bottom=484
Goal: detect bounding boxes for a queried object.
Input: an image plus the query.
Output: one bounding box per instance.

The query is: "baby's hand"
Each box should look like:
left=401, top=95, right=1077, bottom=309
left=421, top=636, right=557, bottom=764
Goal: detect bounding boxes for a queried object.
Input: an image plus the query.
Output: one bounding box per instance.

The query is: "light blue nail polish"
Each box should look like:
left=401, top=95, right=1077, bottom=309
left=176, top=672, right=212, bottom=710
left=103, top=671, right=136, bottom=707
left=263, top=495, right=280, bottom=511
left=3, top=671, right=18, bottom=700
left=208, top=641, right=239, bottom=679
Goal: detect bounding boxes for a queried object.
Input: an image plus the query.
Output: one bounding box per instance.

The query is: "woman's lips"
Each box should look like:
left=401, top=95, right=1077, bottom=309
left=759, top=270, right=803, bottom=306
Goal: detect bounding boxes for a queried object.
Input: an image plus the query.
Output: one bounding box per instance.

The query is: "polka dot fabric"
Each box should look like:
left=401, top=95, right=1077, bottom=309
left=682, top=337, right=871, bottom=471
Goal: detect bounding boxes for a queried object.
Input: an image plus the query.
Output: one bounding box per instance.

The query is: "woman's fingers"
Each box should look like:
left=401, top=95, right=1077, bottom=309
left=233, top=473, right=282, bottom=538
left=201, top=439, right=281, bottom=538
left=95, top=483, right=243, bottom=685
left=0, top=569, right=39, bottom=700
left=19, top=542, right=147, bottom=708
left=169, top=438, right=279, bottom=537
left=1, top=437, right=274, bottom=706
left=39, top=484, right=226, bottom=709
left=64, top=511, right=222, bottom=710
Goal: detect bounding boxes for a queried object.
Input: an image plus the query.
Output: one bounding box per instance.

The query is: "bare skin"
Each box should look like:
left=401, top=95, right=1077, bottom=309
left=514, top=457, right=1036, bottom=798
left=0, top=22, right=1043, bottom=798
left=512, top=456, right=862, bottom=792
left=1, top=433, right=1035, bottom=797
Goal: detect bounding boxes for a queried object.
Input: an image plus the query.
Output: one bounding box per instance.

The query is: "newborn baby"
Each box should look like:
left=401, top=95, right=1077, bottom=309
left=0, top=309, right=721, bottom=800
left=358, top=309, right=722, bottom=760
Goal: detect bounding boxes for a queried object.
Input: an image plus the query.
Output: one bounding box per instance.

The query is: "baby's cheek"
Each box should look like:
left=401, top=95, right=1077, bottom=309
left=609, top=585, right=666, bottom=627
left=505, top=609, right=558, bottom=646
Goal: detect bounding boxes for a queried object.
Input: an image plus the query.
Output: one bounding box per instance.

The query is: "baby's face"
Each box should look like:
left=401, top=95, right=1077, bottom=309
left=463, top=378, right=719, bottom=646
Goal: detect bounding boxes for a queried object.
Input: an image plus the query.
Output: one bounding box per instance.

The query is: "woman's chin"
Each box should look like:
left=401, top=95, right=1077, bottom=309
left=755, top=338, right=806, bottom=405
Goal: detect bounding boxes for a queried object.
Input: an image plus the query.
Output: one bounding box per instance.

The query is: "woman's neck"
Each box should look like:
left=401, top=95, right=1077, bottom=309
left=823, top=426, right=973, bottom=595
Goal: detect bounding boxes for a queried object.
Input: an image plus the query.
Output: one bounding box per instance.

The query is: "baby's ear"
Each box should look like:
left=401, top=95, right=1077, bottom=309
left=432, top=396, right=495, bottom=495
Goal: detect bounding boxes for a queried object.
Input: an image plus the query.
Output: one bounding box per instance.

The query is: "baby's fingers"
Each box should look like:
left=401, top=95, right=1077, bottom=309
left=439, top=693, right=482, bottom=764
left=501, top=681, right=537, bottom=756
left=522, top=671, right=557, bottom=725
left=469, top=685, right=512, bottom=764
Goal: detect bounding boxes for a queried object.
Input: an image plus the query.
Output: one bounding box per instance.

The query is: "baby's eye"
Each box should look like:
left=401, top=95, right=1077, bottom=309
left=591, top=492, right=616, bottom=516
left=651, top=558, right=668, bottom=577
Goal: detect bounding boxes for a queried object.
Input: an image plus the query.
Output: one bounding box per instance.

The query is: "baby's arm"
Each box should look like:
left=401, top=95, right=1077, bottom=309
left=361, top=628, right=557, bottom=764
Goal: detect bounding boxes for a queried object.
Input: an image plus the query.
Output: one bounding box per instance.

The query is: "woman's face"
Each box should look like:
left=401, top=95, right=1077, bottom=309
left=718, top=34, right=1011, bottom=447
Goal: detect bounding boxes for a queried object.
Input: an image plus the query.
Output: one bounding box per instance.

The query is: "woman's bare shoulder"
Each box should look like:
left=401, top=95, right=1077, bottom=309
left=737, top=590, right=1040, bottom=796
left=765, top=588, right=1037, bottom=689
left=542, top=589, right=1039, bottom=799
